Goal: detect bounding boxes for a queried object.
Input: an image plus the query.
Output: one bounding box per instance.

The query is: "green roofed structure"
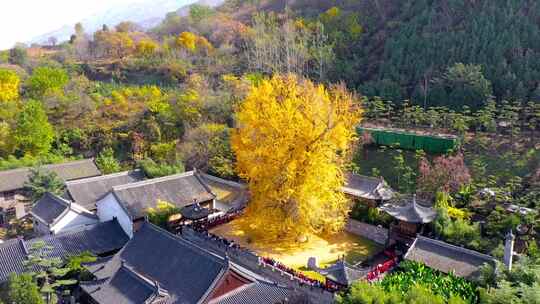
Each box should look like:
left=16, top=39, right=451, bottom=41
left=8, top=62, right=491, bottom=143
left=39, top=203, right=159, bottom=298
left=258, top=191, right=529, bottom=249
left=357, top=126, right=458, bottom=154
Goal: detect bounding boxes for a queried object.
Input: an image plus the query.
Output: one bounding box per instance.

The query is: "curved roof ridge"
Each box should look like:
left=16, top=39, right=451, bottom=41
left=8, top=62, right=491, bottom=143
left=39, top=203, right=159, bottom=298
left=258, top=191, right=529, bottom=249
left=0, top=158, right=95, bottom=174
left=112, top=171, right=197, bottom=191
left=412, top=236, right=495, bottom=261
left=66, top=170, right=139, bottom=185
left=199, top=173, right=248, bottom=189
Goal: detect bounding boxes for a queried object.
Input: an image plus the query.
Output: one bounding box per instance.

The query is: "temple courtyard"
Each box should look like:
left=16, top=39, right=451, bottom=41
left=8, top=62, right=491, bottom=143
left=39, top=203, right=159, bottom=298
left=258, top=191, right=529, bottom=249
left=209, top=217, right=382, bottom=269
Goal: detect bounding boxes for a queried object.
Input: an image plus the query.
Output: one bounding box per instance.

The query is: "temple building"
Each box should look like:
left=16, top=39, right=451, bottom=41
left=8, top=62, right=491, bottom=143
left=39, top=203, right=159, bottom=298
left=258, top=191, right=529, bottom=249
left=64, top=170, right=145, bottom=211
left=320, top=260, right=367, bottom=288
left=0, top=159, right=101, bottom=225
left=343, top=173, right=394, bottom=207
left=404, top=236, right=496, bottom=280
left=96, top=170, right=217, bottom=237
left=80, top=222, right=301, bottom=304
left=0, top=219, right=129, bottom=282
left=30, top=193, right=99, bottom=235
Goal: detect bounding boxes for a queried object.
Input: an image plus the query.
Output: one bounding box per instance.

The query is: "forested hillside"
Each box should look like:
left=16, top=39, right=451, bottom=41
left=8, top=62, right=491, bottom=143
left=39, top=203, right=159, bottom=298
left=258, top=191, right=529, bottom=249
left=228, top=0, right=540, bottom=108
left=0, top=1, right=539, bottom=303
left=0, top=0, right=538, bottom=175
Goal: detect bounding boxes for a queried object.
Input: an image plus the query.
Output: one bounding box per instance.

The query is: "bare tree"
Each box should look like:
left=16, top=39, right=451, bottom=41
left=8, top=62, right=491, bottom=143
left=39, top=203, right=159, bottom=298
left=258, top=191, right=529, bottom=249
left=47, top=37, right=58, bottom=47
left=245, top=13, right=333, bottom=78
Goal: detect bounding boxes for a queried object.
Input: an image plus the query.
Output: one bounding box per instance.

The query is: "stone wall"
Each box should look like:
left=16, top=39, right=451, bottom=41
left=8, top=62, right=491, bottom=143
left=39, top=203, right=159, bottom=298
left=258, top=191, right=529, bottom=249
left=345, top=219, right=388, bottom=245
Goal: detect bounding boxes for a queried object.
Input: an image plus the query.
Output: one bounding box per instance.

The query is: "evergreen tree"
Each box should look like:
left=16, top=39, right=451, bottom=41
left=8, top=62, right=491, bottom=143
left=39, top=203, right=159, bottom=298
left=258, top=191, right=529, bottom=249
left=24, top=167, right=65, bottom=202
left=7, top=273, right=44, bottom=304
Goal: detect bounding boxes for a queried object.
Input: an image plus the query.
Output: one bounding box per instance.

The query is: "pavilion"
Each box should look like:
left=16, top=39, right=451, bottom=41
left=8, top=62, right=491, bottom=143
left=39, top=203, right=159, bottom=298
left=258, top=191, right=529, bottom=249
left=379, top=194, right=436, bottom=246
left=180, top=202, right=213, bottom=222
left=320, top=260, right=368, bottom=288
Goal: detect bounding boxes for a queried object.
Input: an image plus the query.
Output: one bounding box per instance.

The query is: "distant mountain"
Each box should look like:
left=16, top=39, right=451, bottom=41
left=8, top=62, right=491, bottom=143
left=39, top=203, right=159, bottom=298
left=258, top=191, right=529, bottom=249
left=29, top=0, right=200, bottom=45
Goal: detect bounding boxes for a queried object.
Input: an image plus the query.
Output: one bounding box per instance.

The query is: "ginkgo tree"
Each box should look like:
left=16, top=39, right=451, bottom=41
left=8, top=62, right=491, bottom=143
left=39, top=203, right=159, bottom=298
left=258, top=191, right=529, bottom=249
left=0, top=69, right=20, bottom=102
left=232, top=74, right=361, bottom=240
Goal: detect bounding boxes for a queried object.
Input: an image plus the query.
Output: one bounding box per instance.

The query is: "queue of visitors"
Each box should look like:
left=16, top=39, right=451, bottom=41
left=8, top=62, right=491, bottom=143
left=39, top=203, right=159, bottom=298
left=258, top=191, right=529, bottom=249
left=260, top=257, right=340, bottom=292
left=192, top=209, right=244, bottom=231
left=366, top=251, right=399, bottom=282
left=184, top=208, right=400, bottom=291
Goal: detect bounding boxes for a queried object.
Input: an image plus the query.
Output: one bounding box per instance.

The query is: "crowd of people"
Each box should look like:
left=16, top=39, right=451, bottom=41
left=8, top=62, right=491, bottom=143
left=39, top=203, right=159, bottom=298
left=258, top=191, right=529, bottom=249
left=366, top=250, right=399, bottom=282
left=191, top=209, right=244, bottom=231
left=196, top=229, right=246, bottom=251
left=183, top=208, right=401, bottom=292
left=260, top=257, right=340, bottom=292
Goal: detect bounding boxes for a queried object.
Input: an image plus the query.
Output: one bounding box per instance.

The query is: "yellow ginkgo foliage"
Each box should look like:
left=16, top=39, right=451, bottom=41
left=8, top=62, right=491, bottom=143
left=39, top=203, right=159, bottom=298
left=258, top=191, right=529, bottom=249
left=175, top=32, right=214, bottom=53
left=0, top=69, right=20, bottom=102
left=177, top=32, right=198, bottom=51
left=232, top=74, right=362, bottom=240
left=136, top=38, right=159, bottom=57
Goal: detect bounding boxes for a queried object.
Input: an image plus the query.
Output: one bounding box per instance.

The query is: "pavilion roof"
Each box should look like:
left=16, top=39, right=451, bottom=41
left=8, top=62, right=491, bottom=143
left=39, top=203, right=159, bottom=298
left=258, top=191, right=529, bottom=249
left=321, top=260, right=368, bottom=286
left=379, top=195, right=436, bottom=223
left=180, top=203, right=211, bottom=220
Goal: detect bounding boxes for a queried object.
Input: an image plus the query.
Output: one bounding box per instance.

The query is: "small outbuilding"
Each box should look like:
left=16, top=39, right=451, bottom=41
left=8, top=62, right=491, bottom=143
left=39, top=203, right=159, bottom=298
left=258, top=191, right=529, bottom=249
left=30, top=193, right=99, bottom=235
left=343, top=173, right=394, bottom=207
left=321, top=260, right=368, bottom=288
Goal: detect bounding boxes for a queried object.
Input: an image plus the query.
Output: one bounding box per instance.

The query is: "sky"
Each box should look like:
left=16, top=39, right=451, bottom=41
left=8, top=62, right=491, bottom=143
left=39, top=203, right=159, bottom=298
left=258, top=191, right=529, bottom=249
left=0, top=0, right=139, bottom=50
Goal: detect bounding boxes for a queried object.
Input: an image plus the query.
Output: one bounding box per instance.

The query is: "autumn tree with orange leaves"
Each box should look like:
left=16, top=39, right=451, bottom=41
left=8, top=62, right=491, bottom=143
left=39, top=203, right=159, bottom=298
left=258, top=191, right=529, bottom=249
left=232, top=74, right=361, bottom=240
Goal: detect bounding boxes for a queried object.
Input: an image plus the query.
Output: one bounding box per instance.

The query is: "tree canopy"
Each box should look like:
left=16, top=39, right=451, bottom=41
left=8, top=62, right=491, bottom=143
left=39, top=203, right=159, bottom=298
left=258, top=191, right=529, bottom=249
left=0, top=69, right=20, bottom=102
left=232, top=74, right=361, bottom=239
left=14, top=100, right=54, bottom=156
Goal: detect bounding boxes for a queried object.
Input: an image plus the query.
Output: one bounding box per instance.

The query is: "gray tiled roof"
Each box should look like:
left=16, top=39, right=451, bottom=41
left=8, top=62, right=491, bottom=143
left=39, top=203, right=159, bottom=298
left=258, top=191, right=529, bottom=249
left=26, top=219, right=129, bottom=258
left=82, top=223, right=295, bottom=304
left=65, top=170, right=145, bottom=210
left=321, top=260, right=368, bottom=286
left=380, top=195, right=436, bottom=223
left=210, top=282, right=294, bottom=304
left=30, top=193, right=70, bottom=225
left=0, top=239, right=27, bottom=281
left=343, top=173, right=394, bottom=201
left=404, top=236, right=496, bottom=279
left=199, top=173, right=249, bottom=208
left=30, top=193, right=97, bottom=227
left=111, top=171, right=215, bottom=219
left=0, top=219, right=129, bottom=282
left=82, top=264, right=170, bottom=304
left=0, top=159, right=101, bottom=193
left=82, top=223, right=227, bottom=304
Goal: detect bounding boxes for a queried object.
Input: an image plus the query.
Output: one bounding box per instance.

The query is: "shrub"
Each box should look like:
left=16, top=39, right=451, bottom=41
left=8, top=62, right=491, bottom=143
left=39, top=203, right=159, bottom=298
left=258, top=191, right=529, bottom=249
left=26, top=66, right=69, bottom=99
left=138, top=158, right=184, bottom=178
left=95, top=148, right=122, bottom=174
left=146, top=200, right=180, bottom=228
left=380, top=261, right=478, bottom=303
left=7, top=273, right=44, bottom=304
